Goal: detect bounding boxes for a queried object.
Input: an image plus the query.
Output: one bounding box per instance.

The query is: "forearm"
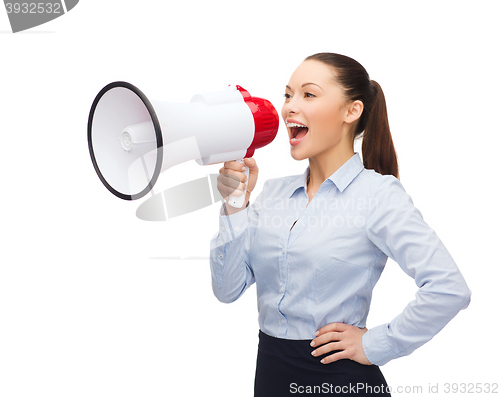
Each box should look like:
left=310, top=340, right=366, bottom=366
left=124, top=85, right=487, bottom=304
left=363, top=279, right=471, bottom=366
left=210, top=202, right=255, bottom=303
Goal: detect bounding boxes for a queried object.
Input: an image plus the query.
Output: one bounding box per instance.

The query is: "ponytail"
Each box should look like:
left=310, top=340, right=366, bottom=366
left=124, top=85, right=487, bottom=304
left=305, top=53, right=399, bottom=179
left=361, top=81, right=399, bottom=179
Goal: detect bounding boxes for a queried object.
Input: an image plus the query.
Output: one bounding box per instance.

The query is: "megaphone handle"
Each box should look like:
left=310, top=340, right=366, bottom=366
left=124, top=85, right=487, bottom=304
left=227, top=159, right=249, bottom=208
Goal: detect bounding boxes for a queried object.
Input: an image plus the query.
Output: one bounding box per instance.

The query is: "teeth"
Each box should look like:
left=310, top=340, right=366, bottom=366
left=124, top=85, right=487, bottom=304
left=287, top=122, right=307, bottom=128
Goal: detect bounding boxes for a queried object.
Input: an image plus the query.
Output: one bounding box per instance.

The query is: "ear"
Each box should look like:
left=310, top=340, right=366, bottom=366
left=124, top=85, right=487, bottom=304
left=344, top=100, right=364, bottom=124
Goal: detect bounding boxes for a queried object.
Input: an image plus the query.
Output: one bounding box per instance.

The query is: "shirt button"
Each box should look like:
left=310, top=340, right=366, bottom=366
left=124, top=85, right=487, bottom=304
left=280, top=287, right=284, bottom=293
left=221, top=225, right=225, bottom=231
left=281, top=319, right=285, bottom=325
left=234, top=226, right=240, bottom=232
left=218, top=254, right=223, bottom=259
left=282, top=248, right=285, bottom=254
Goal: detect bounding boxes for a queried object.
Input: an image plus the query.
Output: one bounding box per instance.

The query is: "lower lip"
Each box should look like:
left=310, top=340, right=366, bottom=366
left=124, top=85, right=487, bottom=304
left=290, top=133, right=307, bottom=146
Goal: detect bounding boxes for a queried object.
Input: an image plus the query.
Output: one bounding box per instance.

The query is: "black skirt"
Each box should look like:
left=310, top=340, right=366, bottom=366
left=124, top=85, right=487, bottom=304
left=254, top=330, right=391, bottom=397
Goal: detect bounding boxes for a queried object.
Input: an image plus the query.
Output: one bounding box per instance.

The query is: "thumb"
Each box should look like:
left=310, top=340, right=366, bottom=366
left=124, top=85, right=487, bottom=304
left=243, top=157, right=256, bottom=168
left=243, top=157, right=259, bottom=194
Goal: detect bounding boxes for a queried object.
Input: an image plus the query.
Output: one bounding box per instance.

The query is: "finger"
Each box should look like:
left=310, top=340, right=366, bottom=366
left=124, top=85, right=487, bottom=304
left=311, top=331, right=343, bottom=347
left=320, top=350, right=350, bottom=365
left=224, top=160, right=248, bottom=173
left=220, top=172, right=243, bottom=184
left=316, top=323, right=349, bottom=336
left=217, top=178, right=246, bottom=198
left=311, top=341, right=342, bottom=358
left=221, top=169, right=247, bottom=183
left=217, top=173, right=241, bottom=193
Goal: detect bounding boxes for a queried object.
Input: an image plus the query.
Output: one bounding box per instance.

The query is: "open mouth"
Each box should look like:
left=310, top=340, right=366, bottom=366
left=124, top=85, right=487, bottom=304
left=287, top=121, right=309, bottom=144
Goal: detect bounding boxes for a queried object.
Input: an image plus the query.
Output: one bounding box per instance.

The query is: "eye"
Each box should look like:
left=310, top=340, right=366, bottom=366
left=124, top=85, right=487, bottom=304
left=304, top=92, right=316, bottom=98
left=284, top=93, right=292, bottom=100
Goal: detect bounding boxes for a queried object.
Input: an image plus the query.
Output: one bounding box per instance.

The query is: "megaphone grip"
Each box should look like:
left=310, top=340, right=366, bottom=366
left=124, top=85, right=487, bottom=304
left=227, top=159, right=249, bottom=208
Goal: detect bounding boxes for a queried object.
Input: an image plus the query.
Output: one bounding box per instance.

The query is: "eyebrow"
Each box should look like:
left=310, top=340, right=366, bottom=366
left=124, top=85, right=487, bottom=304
left=286, top=82, right=324, bottom=91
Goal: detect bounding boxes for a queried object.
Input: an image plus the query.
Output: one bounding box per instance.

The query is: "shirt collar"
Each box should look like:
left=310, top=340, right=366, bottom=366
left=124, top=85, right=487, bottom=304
left=288, top=153, right=365, bottom=198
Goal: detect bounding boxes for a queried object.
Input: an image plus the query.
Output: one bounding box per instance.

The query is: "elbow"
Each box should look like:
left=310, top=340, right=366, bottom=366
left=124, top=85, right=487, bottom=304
left=215, top=295, right=238, bottom=304
left=455, top=273, right=472, bottom=310
left=457, top=286, right=472, bottom=310
left=211, top=283, right=244, bottom=304
left=213, top=290, right=236, bottom=304
left=446, top=280, right=471, bottom=312
left=423, top=278, right=472, bottom=314
left=439, top=271, right=472, bottom=311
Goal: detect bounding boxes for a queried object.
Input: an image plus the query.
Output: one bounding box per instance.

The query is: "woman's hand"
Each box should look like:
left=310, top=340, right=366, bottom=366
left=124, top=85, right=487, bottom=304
left=217, top=158, right=259, bottom=214
left=310, top=323, right=373, bottom=365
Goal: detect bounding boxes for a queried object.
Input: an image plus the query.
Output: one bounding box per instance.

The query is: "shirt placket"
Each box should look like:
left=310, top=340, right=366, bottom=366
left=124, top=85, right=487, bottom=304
left=276, top=182, right=334, bottom=337
left=273, top=188, right=307, bottom=337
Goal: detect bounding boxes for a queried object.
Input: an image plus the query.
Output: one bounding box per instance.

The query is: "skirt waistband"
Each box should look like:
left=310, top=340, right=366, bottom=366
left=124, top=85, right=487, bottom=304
left=258, top=330, right=340, bottom=362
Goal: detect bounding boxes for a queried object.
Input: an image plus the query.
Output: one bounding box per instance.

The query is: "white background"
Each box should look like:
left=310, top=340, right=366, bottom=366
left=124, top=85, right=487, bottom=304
left=1, top=1, right=499, bottom=396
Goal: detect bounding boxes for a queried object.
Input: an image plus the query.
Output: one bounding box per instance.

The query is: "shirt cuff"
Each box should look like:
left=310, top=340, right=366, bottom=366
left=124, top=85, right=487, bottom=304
left=362, top=324, right=396, bottom=366
left=218, top=202, right=249, bottom=242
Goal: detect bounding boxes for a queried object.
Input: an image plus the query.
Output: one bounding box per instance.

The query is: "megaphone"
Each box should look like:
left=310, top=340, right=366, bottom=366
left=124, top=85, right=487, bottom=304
left=87, top=82, right=279, bottom=208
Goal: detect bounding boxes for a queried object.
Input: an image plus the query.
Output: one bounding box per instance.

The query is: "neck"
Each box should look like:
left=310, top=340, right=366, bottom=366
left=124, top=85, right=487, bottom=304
left=307, top=145, right=355, bottom=190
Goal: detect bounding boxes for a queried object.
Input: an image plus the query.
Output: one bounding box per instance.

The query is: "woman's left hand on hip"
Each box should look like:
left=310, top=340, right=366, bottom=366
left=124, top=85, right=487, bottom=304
left=310, top=322, right=373, bottom=365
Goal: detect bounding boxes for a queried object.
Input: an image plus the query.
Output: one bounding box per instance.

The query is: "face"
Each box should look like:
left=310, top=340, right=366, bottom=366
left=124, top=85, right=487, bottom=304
left=282, top=60, right=353, bottom=161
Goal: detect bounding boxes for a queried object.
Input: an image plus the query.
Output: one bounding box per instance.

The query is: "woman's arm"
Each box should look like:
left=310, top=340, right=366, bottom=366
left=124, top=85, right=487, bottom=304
left=310, top=175, right=471, bottom=366
left=361, top=176, right=471, bottom=365
left=209, top=158, right=261, bottom=303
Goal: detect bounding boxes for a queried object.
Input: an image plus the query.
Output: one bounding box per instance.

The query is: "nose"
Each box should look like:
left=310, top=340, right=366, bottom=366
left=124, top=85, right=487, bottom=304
left=281, top=97, right=298, bottom=119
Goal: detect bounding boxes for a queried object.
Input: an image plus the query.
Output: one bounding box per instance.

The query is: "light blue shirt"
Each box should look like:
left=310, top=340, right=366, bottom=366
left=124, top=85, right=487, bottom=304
left=210, top=153, right=471, bottom=366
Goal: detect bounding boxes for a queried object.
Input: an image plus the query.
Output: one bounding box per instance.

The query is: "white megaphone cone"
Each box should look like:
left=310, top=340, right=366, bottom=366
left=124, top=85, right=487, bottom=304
left=88, top=82, right=279, bottom=208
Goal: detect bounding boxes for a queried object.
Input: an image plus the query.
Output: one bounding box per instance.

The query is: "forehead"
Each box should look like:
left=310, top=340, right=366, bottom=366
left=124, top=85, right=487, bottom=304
left=287, top=60, right=336, bottom=88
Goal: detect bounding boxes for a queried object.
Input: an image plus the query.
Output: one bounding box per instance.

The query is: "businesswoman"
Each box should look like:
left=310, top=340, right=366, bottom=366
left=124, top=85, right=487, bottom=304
left=211, top=53, right=471, bottom=396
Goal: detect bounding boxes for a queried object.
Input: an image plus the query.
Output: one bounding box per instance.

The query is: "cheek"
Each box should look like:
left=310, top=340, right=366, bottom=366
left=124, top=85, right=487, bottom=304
left=310, top=105, right=343, bottom=134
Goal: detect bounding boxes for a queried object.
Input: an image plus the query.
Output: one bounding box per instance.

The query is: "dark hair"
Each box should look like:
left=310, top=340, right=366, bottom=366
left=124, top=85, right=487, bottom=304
left=305, top=53, right=399, bottom=179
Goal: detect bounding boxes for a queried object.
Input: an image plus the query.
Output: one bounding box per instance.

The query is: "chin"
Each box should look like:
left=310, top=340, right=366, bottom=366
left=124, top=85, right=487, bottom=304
left=290, top=148, right=309, bottom=162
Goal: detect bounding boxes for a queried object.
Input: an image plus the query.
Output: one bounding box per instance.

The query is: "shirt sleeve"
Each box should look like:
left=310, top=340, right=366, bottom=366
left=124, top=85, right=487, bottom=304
left=209, top=182, right=266, bottom=303
left=362, top=176, right=471, bottom=366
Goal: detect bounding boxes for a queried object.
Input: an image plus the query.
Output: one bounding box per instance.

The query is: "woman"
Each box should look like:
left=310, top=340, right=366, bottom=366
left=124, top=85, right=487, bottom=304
left=210, top=53, right=471, bottom=396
